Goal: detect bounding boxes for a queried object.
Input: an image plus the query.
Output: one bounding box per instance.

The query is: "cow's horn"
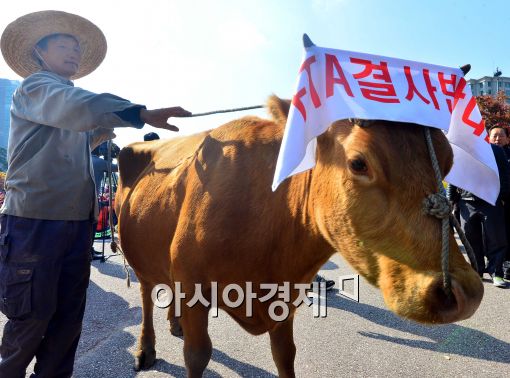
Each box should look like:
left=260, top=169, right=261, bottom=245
left=303, top=34, right=315, bottom=48
left=460, top=64, right=471, bottom=75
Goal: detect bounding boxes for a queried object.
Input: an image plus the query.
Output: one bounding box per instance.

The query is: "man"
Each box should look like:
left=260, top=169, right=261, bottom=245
left=0, top=10, right=191, bottom=377
left=447, top=142, right=510, bottom=288
left=489, top=125, right=510, bottom=280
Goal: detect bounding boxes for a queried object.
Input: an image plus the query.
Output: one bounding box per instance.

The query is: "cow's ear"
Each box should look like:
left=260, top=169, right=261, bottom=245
left=267, top=95, right=290, bottom=125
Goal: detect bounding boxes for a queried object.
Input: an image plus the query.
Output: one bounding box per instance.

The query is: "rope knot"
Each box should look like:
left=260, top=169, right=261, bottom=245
left=423, top=193, right=451, bottom=219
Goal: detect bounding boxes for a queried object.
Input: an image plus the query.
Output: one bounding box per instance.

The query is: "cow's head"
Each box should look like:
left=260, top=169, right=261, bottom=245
left=269, top=96, right=484, bottom=324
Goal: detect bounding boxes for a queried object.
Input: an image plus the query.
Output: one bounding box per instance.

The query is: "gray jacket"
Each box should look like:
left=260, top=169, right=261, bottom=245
left=1, top=71, right=144, bottom=220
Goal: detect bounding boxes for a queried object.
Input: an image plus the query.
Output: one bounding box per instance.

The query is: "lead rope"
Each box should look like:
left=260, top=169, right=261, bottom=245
left=422, top=128, right=478, bottom=296
left=188, top=105, right=264, bottom=117
left=422, top=128, right=452, bottom=296
left=106, top=140, right=131, bottom=288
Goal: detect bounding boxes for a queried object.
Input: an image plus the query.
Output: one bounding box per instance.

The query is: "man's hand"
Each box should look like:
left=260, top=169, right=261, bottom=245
left=140, top=107, right=192, bottom=131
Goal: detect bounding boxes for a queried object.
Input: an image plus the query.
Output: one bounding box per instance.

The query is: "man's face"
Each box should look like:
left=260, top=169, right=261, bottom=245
left=489, top=127, right=509, bottom=147
left=36, top=35, right=82, bottom=79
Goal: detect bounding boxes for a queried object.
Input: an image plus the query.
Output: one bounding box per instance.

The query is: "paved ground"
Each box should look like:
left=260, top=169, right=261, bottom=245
left=1, top=238, right=509, bottom=377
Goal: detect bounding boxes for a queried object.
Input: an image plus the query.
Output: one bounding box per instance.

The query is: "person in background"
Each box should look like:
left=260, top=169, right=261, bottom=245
left=489, top=126, right=510, bottom=155
left=90, top=144, right=118, bottom=260
left=0, top=10, right=191, bottom=377
left=447, top=142, right=510, bottom=288
left=144, top=132, right=160, bottom=141
left=91, top=143, right=118, bottom=197
left=489, top=125, right=510, bottom=281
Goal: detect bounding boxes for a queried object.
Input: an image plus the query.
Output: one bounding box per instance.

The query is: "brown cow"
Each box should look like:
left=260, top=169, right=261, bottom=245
left=115, top=96, right=484, bottom=377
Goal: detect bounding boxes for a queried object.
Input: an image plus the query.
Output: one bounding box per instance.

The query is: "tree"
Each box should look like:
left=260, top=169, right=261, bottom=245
left=475, top=91, right=510, bottom=132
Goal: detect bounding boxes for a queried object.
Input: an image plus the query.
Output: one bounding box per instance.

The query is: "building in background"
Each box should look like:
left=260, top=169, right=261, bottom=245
left=0, top=78, right=19, bottom=171
left=468, top=68, right=510, bottom=103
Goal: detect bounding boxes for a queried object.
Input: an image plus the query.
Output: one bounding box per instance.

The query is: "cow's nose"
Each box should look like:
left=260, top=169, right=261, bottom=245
left=429, top=277, right=483, bottom=323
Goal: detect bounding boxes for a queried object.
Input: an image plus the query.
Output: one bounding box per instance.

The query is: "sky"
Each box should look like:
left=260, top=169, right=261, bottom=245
left=1, top=0, right=509, bottom=147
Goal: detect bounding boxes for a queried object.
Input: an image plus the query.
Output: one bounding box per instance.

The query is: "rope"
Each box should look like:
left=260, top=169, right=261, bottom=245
left=186, top=105, right=264, bottom=117
left=423, top=128, right=452, bottom=296
left=423, top=129, right=479, bottom=295
left=449, top=215, right=479, bottom=273
left=110, top=239, right=131, bottom=288
left=423, top=193, right=450, bottom=219
left=106, top=140, right=131, bottom=288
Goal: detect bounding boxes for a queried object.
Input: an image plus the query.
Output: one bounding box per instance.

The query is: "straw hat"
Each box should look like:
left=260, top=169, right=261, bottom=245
left=1, top=10, right=107, bottom=79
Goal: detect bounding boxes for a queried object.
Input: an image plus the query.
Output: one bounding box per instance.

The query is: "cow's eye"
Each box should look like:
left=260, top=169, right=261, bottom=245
left=348, top=158, right=368, bottom=174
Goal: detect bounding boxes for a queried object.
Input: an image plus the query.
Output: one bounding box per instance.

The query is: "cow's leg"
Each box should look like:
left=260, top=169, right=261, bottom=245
left=181, top=306, right=212, bottom=378
left=134, top=281, right=157, bottom=371
left=269, top=316, right=296, bottom=378
left=167, top=304, right=183, bottom=337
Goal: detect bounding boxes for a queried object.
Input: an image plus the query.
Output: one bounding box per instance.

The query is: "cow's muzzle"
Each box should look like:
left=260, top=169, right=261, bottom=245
left=425, top=275, right=483, bottom=324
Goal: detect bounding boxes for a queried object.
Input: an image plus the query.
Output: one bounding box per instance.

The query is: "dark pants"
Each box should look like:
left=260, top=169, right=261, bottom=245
left=459, top=199, right=507, bottom=277
left=0, top=215, right=93, bottom=378
left=505, top=204, right=510, bottom=262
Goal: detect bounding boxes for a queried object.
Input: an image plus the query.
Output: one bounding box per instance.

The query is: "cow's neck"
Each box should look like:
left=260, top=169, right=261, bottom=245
left=279, top=170, right=335, bottom=283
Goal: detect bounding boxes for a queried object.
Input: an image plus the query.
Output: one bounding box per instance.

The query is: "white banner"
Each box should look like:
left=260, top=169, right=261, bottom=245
left=272, top=43, right=499, bottom=205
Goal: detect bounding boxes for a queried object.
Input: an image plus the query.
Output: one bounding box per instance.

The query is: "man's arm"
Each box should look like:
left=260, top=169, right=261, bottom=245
left=15, top=72, right=144, bottom=131
left=15, top=72, right=191, bottom=133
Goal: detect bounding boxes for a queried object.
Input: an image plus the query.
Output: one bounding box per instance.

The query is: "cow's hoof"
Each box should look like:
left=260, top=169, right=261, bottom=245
left=170, top=323, right=183, bottom=337
left=134, top=348, right=156, bottom=371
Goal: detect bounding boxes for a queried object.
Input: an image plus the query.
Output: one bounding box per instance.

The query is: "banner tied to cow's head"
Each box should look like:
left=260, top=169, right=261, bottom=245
left=272, top=36, right=499, bottom=205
